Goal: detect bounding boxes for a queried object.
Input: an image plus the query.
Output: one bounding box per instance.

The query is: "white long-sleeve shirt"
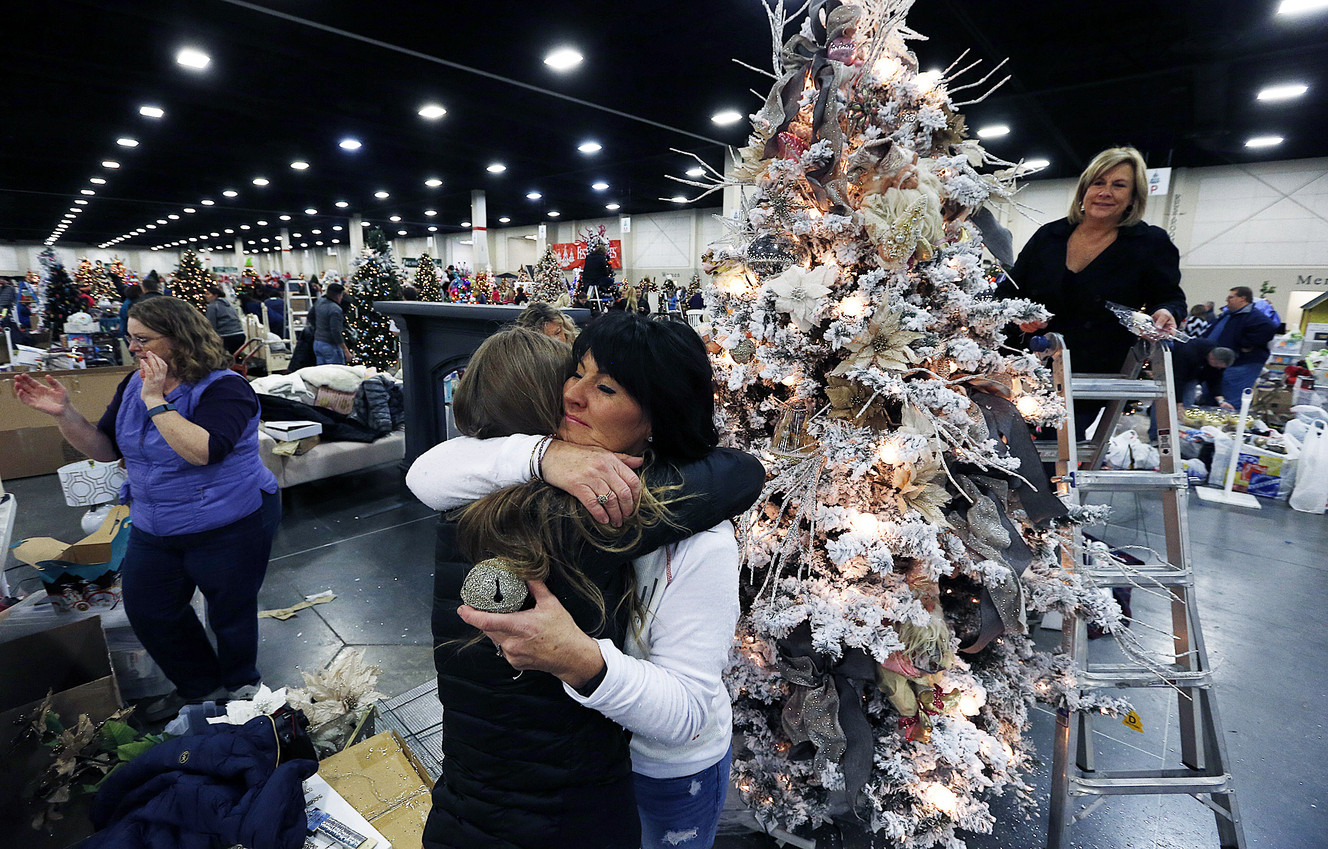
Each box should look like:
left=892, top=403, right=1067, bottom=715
left=405, top=436, right=739, bottom=779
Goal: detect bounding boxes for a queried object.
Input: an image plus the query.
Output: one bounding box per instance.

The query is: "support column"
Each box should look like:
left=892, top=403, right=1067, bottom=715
left=349, top=213, right=365, bottom=259
left=470, top=190, right=490, bottom=271
left=618, top=215, right=633, bottom=283
left=233, top=238, right=244, bottom=274
left=280, top=228, right=292, bottom=276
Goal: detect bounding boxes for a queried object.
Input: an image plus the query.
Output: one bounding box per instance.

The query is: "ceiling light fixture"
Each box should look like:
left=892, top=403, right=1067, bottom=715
left=176, top=47, right=211, bottom=70
left=290, top=160, right=310, bottom=170
left=487, top=163, right=507, bottom=173
left=256, top=220, right=268, bottom=226
left=305, top=208, right=318, bottom=215
left=139, top=105, right=165, bottom=118
left=375, top=190, right=390, bottom=199
left=578, top=141, right=602, bottom=154
left=200, top=199, right=214, bottom=205
left=1257, top=83, right=1309, bottom=101
left=1245, top=135, right=1284, bottom=148
left=710, top=110, right=743, bottom=125
left=498, top=217, right=510, bottom=224
left=168, top=214, right=180, bottom=220
left=428, top=226, right=438, bottom=232
left=102, top=160, right=120, bottom=169
left=335, top=201, right=349, bottom=208
left=117, top=137, right=139, bottom=147
left=280, top=214, right=292, bottom=221
left=424, top=178, right=442, bottom=188
left=547, top=211, right=560, bottom=217
left=75, top=199, right=88, bottom=205
left=418, top=104, right=447, bottom=119
left=591, top=181, right=609, bottom=191
left=339, top=138, right=362, bottom=150
left=90, top=177, right=106, bottom=184
left=606, top=203, right=621, bottom=211
left=526, top=191, right=542, bottom=200
left=976, top=124, right=1010, bottom=138
left=333, top=225, right=342, bottom=231
left=1020, top=158, right=1051, bottom=172
left=425, top=210, right=437, bottom=216
left=669, top=195, right=687, bottom=203
left=1277, top=0, right=1328, bottom=14
left=544, top=47, right=583, bottom=71
left=685, top=167, right=705, bottom=177
left=461, top=221, right=471, bottom=227
left=252, top=177, right=269, bottom=186
left=397, top=230, right=408, bottom=236
left=222, top=189, right=238, bottom=197
left=390, top=215, right=402, bottom=222
left=80, top=189, right=95, bottom=196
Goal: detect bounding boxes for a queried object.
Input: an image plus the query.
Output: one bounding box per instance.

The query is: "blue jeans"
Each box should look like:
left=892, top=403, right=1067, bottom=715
left=122, top=489, right=281, bottom=697
left=1220, top=362, right=1263, bottom=404
left=314, top=340, right=345, bottom=365
left=634, top=746, right=731, bottom=849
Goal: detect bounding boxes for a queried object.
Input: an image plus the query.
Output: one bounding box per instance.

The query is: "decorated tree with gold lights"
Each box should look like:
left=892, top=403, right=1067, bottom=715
left=531, top=247, right=568, bottom=303
left=110, top=256, right=138, bottom=289
left=687, top=2, right=1116, bottom=845
left=415, top=252, right=442, bottom=301
left=39, top=248, right=81, bottom=336
left=346, top=226, right=402, bottom=370
left=172, top=248, right=212, bottom=313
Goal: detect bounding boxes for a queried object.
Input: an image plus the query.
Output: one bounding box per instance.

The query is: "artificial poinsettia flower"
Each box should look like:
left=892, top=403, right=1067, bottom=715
left=832, top=304, right=923, bottom=376
left=764, top=264, right=837, bottom=331
left=825, top=375, right=891, bottom=429
left=890, top=449, right=951, bottom=527
left=860, top=180, right=944, bottom=268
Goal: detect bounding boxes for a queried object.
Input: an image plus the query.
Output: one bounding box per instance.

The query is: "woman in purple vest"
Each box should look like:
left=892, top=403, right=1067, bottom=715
left=13, top=296, right=280, bottom=720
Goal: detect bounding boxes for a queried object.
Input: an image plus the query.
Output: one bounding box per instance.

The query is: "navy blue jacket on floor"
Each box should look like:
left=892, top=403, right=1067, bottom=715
left=87, top=715, right=317, bottom=849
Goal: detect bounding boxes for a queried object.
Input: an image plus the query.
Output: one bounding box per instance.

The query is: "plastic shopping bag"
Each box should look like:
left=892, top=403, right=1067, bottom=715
left=1289, top=421, right=1328, bottom=514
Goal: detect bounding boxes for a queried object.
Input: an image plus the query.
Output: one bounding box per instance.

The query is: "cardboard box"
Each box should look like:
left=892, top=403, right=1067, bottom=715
left=0, top=617, right=123, bottom=848
left=13, top=506, right=131, bottom=612
left=262, top=420, right=324, bottom=441
left=0, top=366, right=134, bottom=479
left=318, top=731, right=434, bottom=849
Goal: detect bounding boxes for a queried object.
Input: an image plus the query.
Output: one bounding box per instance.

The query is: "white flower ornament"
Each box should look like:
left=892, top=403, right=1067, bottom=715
left=765, top=264, right=837, bottom=331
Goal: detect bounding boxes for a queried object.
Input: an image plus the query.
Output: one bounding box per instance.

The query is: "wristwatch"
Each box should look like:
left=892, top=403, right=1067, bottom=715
left=145, top=402, right=177, bottom=418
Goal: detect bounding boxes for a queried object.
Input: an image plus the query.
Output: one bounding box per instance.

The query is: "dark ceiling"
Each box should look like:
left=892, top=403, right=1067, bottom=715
left=5, top=0, right=1328, bottom=253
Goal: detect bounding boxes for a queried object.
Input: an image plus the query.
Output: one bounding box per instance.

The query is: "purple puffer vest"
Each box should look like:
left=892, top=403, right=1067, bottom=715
left=117, top=368, right=277, bottom=537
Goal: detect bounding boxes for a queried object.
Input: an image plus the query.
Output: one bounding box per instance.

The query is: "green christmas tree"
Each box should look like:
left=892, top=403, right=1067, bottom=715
left=89, top=261, right=118, bottom=303
left=39, top=248, right=81, bottom=336
left=173, top=248, right=212, bottom=313
left=346, top=227, right=402, bottom=370
left=415, top=252, right=442, bottom=302
left=531, top=247, right=567, bottom=303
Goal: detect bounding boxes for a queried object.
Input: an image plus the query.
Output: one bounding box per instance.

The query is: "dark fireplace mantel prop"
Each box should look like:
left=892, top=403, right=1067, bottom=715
left=376, top=302, right=591, bottom=466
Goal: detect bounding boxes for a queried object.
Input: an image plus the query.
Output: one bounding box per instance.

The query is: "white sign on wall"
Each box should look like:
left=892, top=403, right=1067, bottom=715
left=1146, top=167, right=1172, bottom=196
left=620, top=216, right=632, bottom=234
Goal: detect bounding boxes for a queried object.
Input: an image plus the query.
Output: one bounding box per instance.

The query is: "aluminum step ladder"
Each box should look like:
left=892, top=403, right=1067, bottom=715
left=1042, top=336, right=1246, bottom=849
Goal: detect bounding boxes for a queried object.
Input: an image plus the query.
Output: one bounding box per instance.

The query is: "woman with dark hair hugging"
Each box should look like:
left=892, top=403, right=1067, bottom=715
left=408, top=312, right=764, bottom=849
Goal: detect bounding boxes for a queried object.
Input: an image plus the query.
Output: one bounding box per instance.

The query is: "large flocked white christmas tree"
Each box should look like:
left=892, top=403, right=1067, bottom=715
left=688, top=2, right=1120, bottom=845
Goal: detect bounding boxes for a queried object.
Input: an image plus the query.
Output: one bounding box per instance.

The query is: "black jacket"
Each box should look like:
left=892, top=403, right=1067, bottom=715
left=423, top=448, right=766, bottom=849
left=582, top=251, right=611, bottom=288
left=997, top=218, right=1186, bottom=374
left=1170, top=337, right=1221, bottom=399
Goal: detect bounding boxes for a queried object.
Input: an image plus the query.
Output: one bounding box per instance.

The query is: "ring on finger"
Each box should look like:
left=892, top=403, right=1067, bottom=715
left=496, top=644, right=504, bottom=658
left=596, top=493, right=611, bottom=505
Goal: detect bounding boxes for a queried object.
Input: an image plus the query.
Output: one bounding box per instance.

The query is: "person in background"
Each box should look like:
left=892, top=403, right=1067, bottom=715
left=204, top=285, right=247, bottom=355
left=140, top=273, right=163, bottom=300
left=13, top=296, right=280, bottom=721
left=515, top=301, right=576, bottom=343
left=0, top=277, right=18, bottom=335
left=401, top=284, right=420, bottom=301
left=308, top=282, right=350, bottom=365
left=262, top=292, right=286, bottom=339
left=514, top=285, right=529, bottom=305
left=118, top=284, right=144, bottom=338
left=1205, top=286, right=1277, bottom=404
left=995, top=146, right=1185, bottom=436
left=687, top=287, right=705, bottom=311
left=1203, top=300, right=1217, bottom=323
left=1181, top=303, right=1212, bottom=339
left=1285, top=359, right=1313, bottom=389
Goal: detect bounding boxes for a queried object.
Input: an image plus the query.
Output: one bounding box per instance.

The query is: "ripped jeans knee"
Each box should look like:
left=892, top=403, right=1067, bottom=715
left=634, top=746, right=732, bottom=849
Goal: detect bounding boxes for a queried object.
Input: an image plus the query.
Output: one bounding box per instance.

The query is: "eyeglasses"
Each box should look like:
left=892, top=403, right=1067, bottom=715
left=128, top=333, right=168, bottom=346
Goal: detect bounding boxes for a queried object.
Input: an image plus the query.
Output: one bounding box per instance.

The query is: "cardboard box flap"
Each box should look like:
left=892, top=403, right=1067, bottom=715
left=318, top=730, right=433, bottom=848
left=11, top=506, right=130, bottom=568
left=0, top=617, right=119, bottom=713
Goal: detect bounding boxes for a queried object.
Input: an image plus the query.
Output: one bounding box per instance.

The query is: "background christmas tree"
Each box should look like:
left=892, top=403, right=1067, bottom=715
left=415, top=252, right=442, bottom=301
left=74, top=258, right=96, bottom=298
left=39, top=248, right=81, bottom=336
left=531, top=247, right=568, bottom=303
left=346, top=226, right=402, bottom=370
left=695, top=2, right=1110, bottom=845
left=88, top=261, right=118, bottom=303
left=110, top=257, right=138, bottom=288
left=173, top=248, right=213, bottom=313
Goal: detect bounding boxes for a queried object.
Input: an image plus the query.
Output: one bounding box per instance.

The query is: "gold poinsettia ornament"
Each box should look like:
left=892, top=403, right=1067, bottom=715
left=887, top=447, right=951, bottom=526
left=832, top=304, right=923, bottom=376
left=825, top=375, right=891, bottom=429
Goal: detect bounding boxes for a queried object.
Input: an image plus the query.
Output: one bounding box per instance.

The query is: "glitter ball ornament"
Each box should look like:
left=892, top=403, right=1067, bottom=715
left=460, top=558, right=528, bottom=613
left=732, top=338, right=758, bottom=364
left=744, top=233, right=802, bottom=279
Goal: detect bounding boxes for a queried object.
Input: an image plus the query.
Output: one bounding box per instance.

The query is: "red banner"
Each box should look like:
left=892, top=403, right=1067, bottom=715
left=552, top=240, right=623, bottom=270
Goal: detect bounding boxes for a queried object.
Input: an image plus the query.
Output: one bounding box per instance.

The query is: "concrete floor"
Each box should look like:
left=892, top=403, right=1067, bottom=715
left=3, top=464, right=1324, bottom=848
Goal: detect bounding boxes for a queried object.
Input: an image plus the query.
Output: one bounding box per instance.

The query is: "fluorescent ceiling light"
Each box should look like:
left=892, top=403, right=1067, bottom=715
left=90, top=177, right=106, bottom=184
left=498, top=217, right=510, bottom=223
left=304, top=208, right=318, bottom=215
left=222, top=189, right=238, bottom=197
left=339, top=138, right=362, bottom=150
left=526, top=191, right=542, bottom=200
left=252, top=177, right=269, bottom=186
left=75, top=199, right=88, bottom=205
left=544, top=48, right=583, bottom=71
left=158, top=219, right=168, bottom=224
left=168, top=214, right=180, bottom=220
left=333, top=225, right=342, bottom=231
left=311, top=229, right=321, bottom=235
left=578, top=141, right=602, bottom=154
left=418, top=104, right=447, bottom=119
left=428, top=226, right=438, bottom=232
left=361, top=221, right=370, bottom=226
left=201, top=199, right=214, bottom=205
left=184, top=207, right=197, bottom=213
left=398, top=230, right=408, bottom=236
left=280, top=214, right=292, bottom=221
left=1278, top=0, right=1328, bottom=13
left=1021, top=158, right=1051, bottom=171
left=375, top=190, right=390, bottom=199
left=290, top=160, right=310, bottom=170
left=102, top=160, right=120, bottom=169
left=685, top=167, right=705, bottom=177
left=461, top=221, right=471, bottom=227
left=425, top=210, right=437, bottom=216
left=425, top=178, right=442, bottom=187
left=390, top=215, right=402, bottom=222
left=591, top=181, right=609, bottom=191
left=117, top=137, right=139, bottom=147
left=1245, top=135, right=1284, bottom=148
left=240, top=224, right=250, bottom=229
left=256, top=219, right=268, bottom=226
left=80, top=189, right=95, bottom=195
left=606, top=203, right=620, bottom=211
left=335, top=201, right=349, bottom=208
left=176, top=48, right=210, bottom=70
left=1257, top=83, right=1309, bottom=101
left=710, top=110, right=743, bottom=125
left=976, top=124, right=1010, bottom=138
left=547, top=211, right=560, bottom=217
left=487, top=163, right=507, bottom=173
left=139, top=105, right=165, bottom=118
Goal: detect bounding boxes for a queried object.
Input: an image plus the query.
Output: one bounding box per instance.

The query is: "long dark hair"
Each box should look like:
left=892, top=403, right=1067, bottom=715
left=572, top=311, right=718, bottom=462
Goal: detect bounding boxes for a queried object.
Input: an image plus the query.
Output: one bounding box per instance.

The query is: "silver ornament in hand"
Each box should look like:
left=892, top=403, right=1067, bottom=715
left=460, top=558, right=529, bottom=613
